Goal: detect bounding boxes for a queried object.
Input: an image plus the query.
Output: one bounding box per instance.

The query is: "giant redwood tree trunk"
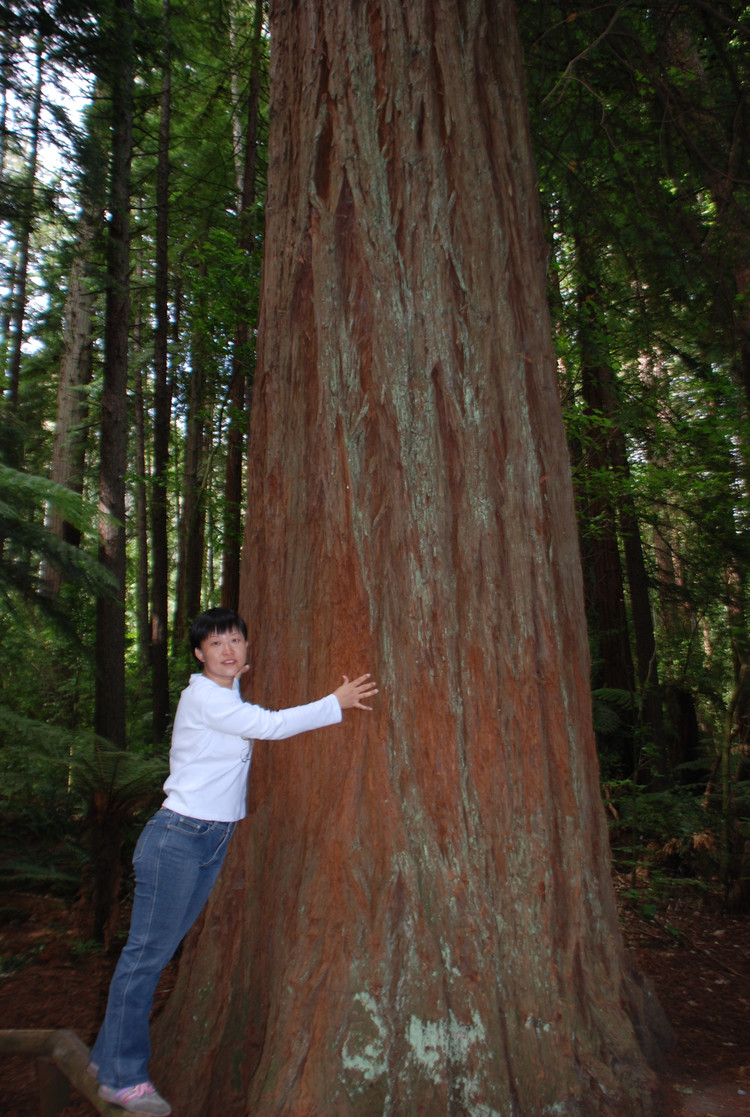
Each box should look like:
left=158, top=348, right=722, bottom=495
left=155, top=2, right=670, bottom=1113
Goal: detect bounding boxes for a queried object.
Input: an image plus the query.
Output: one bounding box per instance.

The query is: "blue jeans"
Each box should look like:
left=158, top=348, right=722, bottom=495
left=90, top=808, right=235, bottom=1089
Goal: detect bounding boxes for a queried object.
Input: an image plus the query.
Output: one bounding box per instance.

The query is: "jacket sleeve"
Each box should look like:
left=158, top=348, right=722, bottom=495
left=195, top=686, right=342, bottom=740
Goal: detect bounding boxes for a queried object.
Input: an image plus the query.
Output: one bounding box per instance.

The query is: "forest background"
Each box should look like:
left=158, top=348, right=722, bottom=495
left=1, top=0, right=749, bottom=956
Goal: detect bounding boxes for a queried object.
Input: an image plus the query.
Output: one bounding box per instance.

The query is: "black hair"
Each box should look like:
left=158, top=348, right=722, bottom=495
left=190, top=607, right=247, bottom=656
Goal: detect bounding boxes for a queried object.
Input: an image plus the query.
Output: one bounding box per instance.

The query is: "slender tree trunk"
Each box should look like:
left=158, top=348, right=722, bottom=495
left=2, top=33, right=43, bottom=463
left=133, top=309, right=151, bottom=667
left=220, top=371, right=245, bottom=610
left=43, top=77, right=109, bottom=596
left=0, top=31, right=11, bottom=177
left=173, top=324, right=207, bottom=656
left=95, top=0, right=134, bottom=754
left=618, top=477, right=665, bottom=762
left=150, top=0, right=173, bottom=743
left=155, top=3, right=669, bottom=1114
left=0, top=33, right=14, bottom=373
left=44, top=213, right=97, bottom=594
left=132, top=206, right=152, bottom=665
left=228, top=3, right=247, bottom=196
left=90, top=0, right=135, bottom=947
left=575, top=233, right=636, bottom=701
left=221, top=0, right=265, bottom=609
left=574, top=231, right=664, bottom=767
left=574, top=261, right=638, bottom=778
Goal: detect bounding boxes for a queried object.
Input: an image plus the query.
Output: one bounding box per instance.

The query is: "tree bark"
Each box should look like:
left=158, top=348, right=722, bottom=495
left=0, top=30, right=11, bottom=178
left=221, top=0, right=265, bottom=611
left=173, top=321, right=207, bottom=655
left=156, top=2, right=669, bottom=1113
left=133, top=300, right=151, bottom=667
left=44, top=213, right=96, bottom=595
left=94, top=0, right=134, bottom=755
left=574, top=231, right=636, bottom=695
left=150, top=0, right=173, bottom=743
left=2, top=32, right=43, bottom=464
left=0, top=32, right=15, bottom=375
left=573, top=228, right=665, bottom=771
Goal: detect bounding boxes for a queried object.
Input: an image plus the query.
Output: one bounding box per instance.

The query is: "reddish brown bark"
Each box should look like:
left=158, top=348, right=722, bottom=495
left=155, top=2, right=669, bottom=1113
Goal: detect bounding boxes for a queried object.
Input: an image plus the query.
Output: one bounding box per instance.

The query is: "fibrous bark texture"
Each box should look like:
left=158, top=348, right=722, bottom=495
left=156, top=1, right=670, bottom=1113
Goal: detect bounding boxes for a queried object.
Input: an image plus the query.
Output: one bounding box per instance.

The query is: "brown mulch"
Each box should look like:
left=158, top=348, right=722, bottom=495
left=0, top=894, right=179, bottom=1117
left=0, top=887, right=748, bottom=1116
left=619, top=885, right=750, bottom=1116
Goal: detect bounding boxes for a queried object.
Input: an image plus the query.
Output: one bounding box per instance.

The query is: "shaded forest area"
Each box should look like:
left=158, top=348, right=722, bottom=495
left=1, top=0, right=749, bottom=1076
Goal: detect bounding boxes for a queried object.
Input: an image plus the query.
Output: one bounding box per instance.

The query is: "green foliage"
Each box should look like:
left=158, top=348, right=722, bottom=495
left=591, top=686, right=636, bottom=778
left=0, top=0, right=272, bottom=923
left=0, top=702, right=167, bottom=898
left=0, top=943, right=46, bottom=977
left=0, top=463, right=116, bottom=621
left=604, top=737, right=750, bottom=908
left=606, top=774, right=720, bottom=895
left=523, top=2, right=750, bottom=869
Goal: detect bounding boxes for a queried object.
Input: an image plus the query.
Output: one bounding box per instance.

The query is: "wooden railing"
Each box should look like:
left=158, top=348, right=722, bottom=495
left=0, top=1029, right=121, bottom=1116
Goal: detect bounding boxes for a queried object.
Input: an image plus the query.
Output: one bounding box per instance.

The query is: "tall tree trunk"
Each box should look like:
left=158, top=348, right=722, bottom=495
left=95, top=0, right=134, bottom=753
left=90, top=0, right=134, bottom=946
left=173, top=324, right=207, bottom=656
left=220, top=369, right=245, bottom=610
left=618, top=470, right=665, bottom=764
left=221, top=0, right=265, bottom=610
left=155, top=3, right=669, bottom=1114
left=0, top=35, right=11, bottom=366
left=0, top=30, right=11, bottom=177
left=133, top=303, right=151, bottom=666
left=45, top=86, right=110, bottom=590
left=2, top=33, right=42, bottom=464
left=574, top=235, right=635, bottom=692
left=150, top=0, right=173, bottom=743
left=44, top=212, right=97, bottom=594
left=574, top=229, right=664, bottom=768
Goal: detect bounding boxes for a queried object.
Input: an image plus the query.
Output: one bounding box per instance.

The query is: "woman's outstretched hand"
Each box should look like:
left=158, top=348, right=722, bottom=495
left=334, top=673, right=378, bottom=711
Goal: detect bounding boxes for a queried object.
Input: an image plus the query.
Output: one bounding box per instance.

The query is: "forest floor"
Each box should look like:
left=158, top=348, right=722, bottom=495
left=0, top=880, right=748, bottom=1116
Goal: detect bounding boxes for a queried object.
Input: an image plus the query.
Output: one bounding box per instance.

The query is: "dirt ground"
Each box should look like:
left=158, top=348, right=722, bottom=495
left=0, top=885, right=748, bottom=1116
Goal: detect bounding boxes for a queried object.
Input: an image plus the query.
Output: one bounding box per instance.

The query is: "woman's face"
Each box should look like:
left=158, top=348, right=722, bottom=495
left=194, top=626, right=248, bottom=688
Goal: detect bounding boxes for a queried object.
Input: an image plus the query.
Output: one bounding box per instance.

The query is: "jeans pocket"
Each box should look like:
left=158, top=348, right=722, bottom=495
left=166, top=815, right=211, bottom=836
left=132, top=816, right=157, bottom=865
